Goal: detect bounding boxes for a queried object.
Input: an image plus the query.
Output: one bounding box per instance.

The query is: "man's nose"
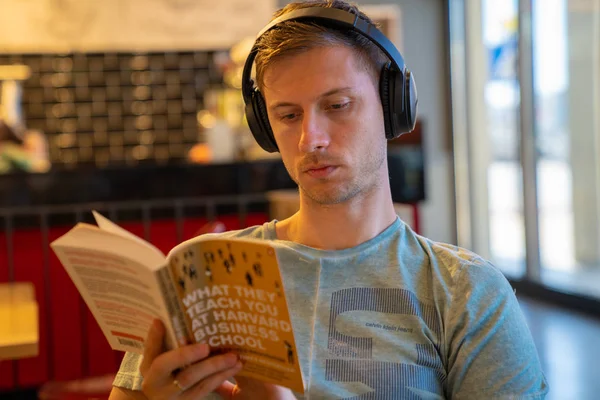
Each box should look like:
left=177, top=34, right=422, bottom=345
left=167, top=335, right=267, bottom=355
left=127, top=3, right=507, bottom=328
left=298, top=111, right=330, bottom=153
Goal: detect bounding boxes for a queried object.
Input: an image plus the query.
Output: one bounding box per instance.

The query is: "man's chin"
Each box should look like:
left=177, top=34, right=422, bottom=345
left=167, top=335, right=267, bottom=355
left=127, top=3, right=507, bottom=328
left=300, top=187, right=354, bottom=206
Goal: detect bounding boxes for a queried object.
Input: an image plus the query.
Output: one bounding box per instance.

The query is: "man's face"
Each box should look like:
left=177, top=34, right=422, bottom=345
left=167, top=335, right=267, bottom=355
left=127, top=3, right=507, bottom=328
left=262, top=45, right=388, bottom=205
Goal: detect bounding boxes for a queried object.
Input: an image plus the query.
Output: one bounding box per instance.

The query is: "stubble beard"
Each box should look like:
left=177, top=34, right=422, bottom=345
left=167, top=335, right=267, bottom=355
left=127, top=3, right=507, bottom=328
left=287, top=144, right=387, bottom=206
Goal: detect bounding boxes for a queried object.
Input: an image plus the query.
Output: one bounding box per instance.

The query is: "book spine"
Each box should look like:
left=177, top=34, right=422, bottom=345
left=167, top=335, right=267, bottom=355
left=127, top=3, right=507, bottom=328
left=157, top=267, right=191, bottom=348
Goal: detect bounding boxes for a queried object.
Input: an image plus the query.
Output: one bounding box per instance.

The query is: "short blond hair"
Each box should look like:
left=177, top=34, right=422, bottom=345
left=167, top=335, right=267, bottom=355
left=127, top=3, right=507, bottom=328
left=254, top=0, right=389, bottom=91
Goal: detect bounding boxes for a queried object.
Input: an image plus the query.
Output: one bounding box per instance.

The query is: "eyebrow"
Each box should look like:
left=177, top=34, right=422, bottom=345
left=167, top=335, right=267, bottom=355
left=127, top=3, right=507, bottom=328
left=269, top=87, right=355, bottom=111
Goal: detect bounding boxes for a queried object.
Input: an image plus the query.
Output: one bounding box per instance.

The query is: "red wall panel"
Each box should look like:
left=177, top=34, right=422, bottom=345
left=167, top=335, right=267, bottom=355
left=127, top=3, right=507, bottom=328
left=149, top=220, right=178, bottom=255
left=48, top=226, right=84, bottom=381
left=12, top=228, right=49, bottom=387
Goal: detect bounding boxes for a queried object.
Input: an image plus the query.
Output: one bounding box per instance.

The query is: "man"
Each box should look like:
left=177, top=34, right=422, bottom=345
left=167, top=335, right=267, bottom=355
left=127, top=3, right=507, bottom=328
left=110, top=0, right=548, bottom=398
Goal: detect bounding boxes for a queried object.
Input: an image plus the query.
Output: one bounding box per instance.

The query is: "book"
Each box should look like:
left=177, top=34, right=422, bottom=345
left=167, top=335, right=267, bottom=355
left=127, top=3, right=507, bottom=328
left=50, top=211, right=304, bottom=393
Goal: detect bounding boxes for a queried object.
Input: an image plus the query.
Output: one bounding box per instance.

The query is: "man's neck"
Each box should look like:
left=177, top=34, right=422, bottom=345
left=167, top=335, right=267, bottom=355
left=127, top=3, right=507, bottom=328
left=275, top=185, right=398, bottom=251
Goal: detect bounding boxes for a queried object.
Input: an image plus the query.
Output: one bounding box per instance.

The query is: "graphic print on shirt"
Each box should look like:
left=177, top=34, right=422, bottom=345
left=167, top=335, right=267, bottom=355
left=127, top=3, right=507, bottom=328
left=326, top=287, right=445, bottom=398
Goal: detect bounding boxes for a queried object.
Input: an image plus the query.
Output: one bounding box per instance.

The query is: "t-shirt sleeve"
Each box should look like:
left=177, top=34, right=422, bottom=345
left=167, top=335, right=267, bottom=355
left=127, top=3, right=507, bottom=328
left=444, top=260, right=549, bottom=399
left=113, top=352, right=144, bottom=391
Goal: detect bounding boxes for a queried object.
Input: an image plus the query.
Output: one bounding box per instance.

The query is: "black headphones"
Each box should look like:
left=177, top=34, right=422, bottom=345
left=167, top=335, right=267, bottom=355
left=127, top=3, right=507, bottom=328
left=241, top=6, right=418, bottom=153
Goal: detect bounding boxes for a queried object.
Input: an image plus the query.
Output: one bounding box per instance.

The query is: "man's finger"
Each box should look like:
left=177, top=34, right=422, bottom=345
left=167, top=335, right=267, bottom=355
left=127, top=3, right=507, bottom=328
left=184, top=362, right=243, bottom=400
left=174, top=352, right=239, bottom=390
left=149, top=342, right=210, bottom=380
left=214, top=380, right=237, bottom=399
left=139, top=319, right=165, bottom=377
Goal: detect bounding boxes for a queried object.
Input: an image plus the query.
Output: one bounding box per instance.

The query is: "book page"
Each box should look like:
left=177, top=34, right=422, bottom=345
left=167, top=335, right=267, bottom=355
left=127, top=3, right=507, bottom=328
left=167, top=238, right=305, bottom=393
left=92, top=210, right=164, bottom=259
left=50, top=224, right=178, bottom=353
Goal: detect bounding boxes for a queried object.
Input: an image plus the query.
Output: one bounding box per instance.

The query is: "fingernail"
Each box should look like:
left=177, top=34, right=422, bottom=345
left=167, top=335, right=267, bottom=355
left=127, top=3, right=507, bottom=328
left=152, top=319, right=163, bottom=333
left=196, top=342, right=208, bottom=355
left=226, top=353, right=238, bottom=366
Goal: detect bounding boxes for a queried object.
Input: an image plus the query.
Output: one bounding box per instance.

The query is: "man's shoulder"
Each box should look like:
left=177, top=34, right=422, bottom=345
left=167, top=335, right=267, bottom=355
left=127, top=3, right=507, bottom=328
left=201, top=221, right=272, bottom=241
left=411, top=233, right=507, bottom=288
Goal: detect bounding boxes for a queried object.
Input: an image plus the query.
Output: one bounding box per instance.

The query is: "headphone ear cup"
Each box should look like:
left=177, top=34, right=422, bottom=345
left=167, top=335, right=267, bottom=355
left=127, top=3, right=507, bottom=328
left=379, top=63, right=395, bottom=140
left=381, top=64, right=418, bottom=140
left=405, top=70, right=418, bottom=132
left=246, top=89, right=279, bottom=153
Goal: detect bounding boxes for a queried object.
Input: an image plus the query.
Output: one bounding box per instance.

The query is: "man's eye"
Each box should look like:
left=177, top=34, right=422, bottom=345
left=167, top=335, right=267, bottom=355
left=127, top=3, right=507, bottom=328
left=280, top=113, right=298, bottom=121
left=329, top=102, right=350, bottom=110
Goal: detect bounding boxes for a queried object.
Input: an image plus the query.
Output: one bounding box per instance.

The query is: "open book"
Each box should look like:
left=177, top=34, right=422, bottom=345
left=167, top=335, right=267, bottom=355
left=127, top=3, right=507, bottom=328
left=50, top=211, right=304, bottom=393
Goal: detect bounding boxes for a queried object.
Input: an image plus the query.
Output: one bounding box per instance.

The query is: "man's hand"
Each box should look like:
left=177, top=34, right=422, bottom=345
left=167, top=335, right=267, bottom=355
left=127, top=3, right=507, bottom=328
left=139, top=319, right=242, bottom=399
left=137, top=320, right=296, bottom=399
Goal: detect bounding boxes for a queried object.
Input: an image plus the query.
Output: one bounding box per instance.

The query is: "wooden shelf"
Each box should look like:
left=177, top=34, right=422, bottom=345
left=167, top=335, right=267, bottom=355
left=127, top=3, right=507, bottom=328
left=0, top=282, right=39, bottom=360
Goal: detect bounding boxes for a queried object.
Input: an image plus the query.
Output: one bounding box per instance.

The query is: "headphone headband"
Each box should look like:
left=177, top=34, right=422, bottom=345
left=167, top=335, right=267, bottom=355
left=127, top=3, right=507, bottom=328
left=242, top=7, right=406, bottom=101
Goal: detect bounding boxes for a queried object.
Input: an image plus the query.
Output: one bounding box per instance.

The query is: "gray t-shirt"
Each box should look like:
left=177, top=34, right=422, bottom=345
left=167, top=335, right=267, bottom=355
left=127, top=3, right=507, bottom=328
left=113, top=218, right=548, bottom=399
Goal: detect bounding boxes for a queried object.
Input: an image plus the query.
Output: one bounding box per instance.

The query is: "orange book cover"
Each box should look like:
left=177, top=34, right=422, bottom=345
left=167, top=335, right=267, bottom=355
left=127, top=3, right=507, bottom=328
left=169, top=238, right=303, bottom=392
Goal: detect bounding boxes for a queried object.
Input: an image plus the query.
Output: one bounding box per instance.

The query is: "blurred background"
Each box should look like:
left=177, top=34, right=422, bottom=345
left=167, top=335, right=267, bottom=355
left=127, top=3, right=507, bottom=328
left=0, top=0, right=598, bottom=399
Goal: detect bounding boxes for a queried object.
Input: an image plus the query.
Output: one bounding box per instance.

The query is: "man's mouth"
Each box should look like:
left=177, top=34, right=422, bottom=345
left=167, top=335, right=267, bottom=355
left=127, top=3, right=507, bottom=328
left=304, top=165, right=337, bottom=178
